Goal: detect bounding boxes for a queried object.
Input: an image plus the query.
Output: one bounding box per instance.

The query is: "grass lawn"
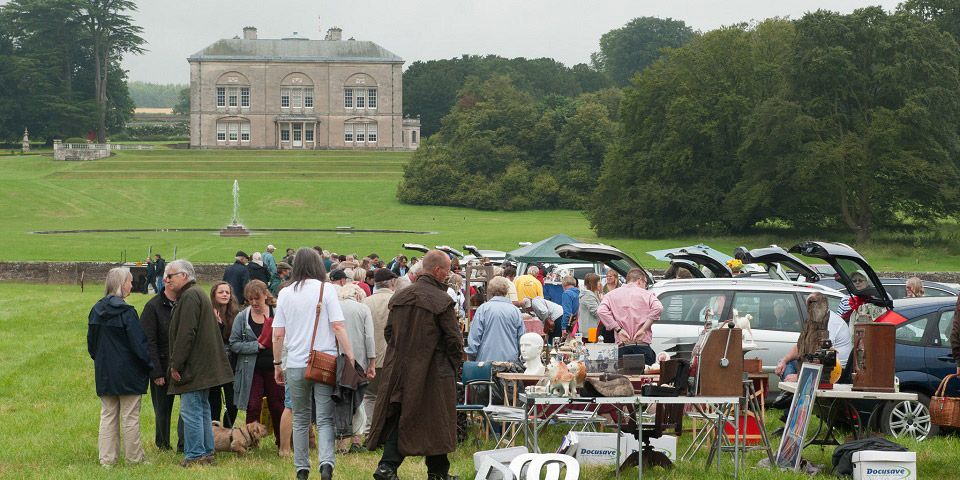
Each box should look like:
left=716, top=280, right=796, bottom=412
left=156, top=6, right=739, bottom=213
left=2, top=281, right=960, bottom=479
left=1, top=149, right=960, bottom=271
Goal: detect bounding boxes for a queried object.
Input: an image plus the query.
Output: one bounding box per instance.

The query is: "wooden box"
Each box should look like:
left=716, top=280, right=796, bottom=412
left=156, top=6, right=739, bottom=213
left=696, top=327, right=743, bottom=397
left=851, top=323, right=896, bottom=393
left=743, top=358, right=763, bottom=374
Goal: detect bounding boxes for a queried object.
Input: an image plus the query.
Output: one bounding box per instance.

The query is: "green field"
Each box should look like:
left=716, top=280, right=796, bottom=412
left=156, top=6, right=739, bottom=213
left=4, top=281, right=959, bottom=479
left=1, top=148, right=960, bottom=271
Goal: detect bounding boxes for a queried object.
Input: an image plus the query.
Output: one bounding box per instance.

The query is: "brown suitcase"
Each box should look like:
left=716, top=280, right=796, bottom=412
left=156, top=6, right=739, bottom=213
left=851, top=323, right=896, bottom=393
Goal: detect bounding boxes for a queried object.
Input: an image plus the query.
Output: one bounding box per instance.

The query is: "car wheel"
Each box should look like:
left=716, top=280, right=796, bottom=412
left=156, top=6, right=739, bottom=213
left=880, top=392, right=937, bottom=440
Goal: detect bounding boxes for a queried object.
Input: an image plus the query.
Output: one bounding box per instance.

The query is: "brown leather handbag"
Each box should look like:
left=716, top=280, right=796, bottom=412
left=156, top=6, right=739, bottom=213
left=304, top=282, right=337, bottom=386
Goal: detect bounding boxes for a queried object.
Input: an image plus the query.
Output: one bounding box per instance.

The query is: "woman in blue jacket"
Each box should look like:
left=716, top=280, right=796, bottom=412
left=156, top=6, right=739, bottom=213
left=87, top=267, right=153, bottom=467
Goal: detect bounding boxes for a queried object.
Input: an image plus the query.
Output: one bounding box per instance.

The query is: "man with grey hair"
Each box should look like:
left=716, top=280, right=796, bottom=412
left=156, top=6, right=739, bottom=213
left=466, top=276, right=524, bottom=363
left=165, top=260, right=234, bottom=467
left=514, top=265, right=543, bottom=303
left=361, top=268, right=397, bottom=434
left=597, top=268, right=663, bottom=365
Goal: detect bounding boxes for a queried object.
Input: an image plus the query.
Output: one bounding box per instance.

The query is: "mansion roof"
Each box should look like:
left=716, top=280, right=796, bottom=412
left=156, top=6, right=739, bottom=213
left=189, top=38, right=403, bottom=64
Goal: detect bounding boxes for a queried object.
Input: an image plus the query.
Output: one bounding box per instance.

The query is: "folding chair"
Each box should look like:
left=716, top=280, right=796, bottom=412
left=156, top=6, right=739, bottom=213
left=457, top=361, right=496, bottom=442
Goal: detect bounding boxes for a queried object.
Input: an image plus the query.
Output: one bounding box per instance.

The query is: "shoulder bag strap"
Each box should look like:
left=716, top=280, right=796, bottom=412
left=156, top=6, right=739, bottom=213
left=309, top=282, right=326, bottom=351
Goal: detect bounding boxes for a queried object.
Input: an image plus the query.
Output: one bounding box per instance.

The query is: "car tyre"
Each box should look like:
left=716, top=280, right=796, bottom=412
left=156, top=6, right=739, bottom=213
left=880, top=392, right=937, bottom=440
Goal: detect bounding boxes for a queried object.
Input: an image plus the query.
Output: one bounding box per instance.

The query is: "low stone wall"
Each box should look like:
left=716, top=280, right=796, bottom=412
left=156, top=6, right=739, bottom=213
left=2, top=261, right=959, bottom=286
left=0, top=261, right=229, bottom=285
left=52, top=141, right=111, bottom=161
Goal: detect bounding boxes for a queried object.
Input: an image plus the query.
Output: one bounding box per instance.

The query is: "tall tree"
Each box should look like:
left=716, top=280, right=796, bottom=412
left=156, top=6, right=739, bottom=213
left=592, top=17, right=695, bottom=86
left=73, top=0, right=144, bottom=142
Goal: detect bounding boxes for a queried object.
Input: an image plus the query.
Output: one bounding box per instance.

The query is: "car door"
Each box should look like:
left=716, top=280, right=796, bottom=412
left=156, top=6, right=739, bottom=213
left=893, top=312, right=937, bottom=393
left=789, top=241, right=893, bottom=309
left=729, top=290, right=802, bottom=372
left=665, top=250, right=733, bottom=278
left=554, top=243, right=655, bottom=287
left=928, top=308, right=960, bottom=396
left=735, top=245, right=821, bottom=283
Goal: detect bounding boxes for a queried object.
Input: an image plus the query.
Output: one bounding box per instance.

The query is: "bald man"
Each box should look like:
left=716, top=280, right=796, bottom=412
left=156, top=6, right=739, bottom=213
left=367, top=250, right=463, bottom=480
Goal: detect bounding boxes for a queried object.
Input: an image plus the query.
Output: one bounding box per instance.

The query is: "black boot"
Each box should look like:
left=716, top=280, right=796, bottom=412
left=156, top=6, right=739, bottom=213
left=427, top=474, right=459, bottom=480
left=320, top=463, right=333, bottom=480
left=296, top=469, right=310, bottom=480
left=373, top=464, right=399, bottom=480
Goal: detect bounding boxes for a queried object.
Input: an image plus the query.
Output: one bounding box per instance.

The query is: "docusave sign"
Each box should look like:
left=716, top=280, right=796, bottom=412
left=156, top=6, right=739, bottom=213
left=862, top=467, right=911, bottom=480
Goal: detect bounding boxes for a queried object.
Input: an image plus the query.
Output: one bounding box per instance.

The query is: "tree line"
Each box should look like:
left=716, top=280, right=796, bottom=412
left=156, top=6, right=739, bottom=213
left=0, top=0, right=144, bottom=143
left=128, top=81, right=187, bottom=109
left=400, top=4, right=960, bottom=242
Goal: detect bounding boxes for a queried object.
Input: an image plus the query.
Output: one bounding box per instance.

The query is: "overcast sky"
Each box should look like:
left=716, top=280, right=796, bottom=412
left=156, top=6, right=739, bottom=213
left=16, top=0, right=905, bottom=84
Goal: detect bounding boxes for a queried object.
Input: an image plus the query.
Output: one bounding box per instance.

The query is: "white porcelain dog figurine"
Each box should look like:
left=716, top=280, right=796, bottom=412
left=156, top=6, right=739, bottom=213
left=731, top=308, right=756, bottom=347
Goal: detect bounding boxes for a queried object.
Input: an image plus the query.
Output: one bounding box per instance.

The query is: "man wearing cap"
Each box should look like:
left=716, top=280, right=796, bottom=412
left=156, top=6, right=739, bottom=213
left=223, top=251, right=251, bottom=305
left=361, top=268, right=397, bottom=434
left=263, top=245, right=278, bottom=277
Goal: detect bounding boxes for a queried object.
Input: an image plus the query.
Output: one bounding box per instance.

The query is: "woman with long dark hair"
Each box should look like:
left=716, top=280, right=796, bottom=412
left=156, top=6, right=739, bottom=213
left=209, top=281, right=240, bottom=427
left=273, top=247, right=355, bottom=480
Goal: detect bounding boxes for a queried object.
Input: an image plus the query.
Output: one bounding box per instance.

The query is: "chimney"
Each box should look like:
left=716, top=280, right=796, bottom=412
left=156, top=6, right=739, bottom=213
left=243, top=27, right=257, bottom=40
left=325, top=27, right=342, bottom=41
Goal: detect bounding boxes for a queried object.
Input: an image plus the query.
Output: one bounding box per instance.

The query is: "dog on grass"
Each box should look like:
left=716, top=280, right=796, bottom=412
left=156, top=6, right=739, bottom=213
left=212, top=421, right=269, bottom=454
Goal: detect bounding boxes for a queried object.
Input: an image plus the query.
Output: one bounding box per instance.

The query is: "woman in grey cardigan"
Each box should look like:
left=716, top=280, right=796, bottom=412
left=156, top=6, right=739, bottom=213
left=579, top=273, right=603, bottom=341
left=229, top=280, right=284, bottom=447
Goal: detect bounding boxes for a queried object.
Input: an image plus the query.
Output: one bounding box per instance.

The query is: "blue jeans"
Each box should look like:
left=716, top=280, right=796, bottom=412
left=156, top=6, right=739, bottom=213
left=180, top=389, right=214, bottom=460
left=287, top=367, right=335, bottom=472
left=781, top=360, right=800, bottom=380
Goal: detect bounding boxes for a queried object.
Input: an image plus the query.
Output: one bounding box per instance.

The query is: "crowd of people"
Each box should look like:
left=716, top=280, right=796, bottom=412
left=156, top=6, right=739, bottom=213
left=87, top=242, right=947, bottom=477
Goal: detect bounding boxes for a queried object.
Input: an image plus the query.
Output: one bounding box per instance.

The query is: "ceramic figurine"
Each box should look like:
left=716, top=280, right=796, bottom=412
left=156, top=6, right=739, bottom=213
left=546, top=357, right=576, bottom=397
left=732, top=308, right=756, bottom=347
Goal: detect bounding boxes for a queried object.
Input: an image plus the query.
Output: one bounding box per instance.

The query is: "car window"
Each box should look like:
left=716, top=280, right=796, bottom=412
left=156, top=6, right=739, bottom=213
left=835, top=258, right=879, bottom=296
left=884, top=285, right=907, bottom=300
left=826, top=296, right=842, bottom=315
left=939, top=310, right=956, bottom=347
left=897, top=315, right=930, bottom=346
left=657, top=291, right=731, bottom=325
left=926, top=287, right=955, bottom=298
left=733, top=291, right=802, bottom=332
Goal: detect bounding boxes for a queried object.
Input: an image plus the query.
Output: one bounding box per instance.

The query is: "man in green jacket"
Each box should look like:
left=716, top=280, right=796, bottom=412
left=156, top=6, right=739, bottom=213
left=165, top=259, right=234, bottom=467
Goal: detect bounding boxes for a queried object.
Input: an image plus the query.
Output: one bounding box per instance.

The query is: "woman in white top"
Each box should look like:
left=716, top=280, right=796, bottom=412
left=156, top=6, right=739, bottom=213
left=272, top=248, right=354, bottom=480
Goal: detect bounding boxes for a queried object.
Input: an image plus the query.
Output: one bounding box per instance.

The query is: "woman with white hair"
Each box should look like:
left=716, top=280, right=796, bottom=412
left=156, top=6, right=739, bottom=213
left=334, top=283, right=376, bottom=453
left=248, top=252, right=271, bottom=285
left=465, top=276, right=525, bottom=363
left=87, top=267, right=152, bottom=467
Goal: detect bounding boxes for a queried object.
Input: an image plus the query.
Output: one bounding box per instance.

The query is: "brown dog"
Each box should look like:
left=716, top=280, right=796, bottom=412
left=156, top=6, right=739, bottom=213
left=212, top=421, right=269, bottom=454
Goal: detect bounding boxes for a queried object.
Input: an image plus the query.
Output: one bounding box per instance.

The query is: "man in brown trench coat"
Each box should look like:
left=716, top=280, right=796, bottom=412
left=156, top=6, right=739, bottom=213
left=367, top=250, right=463, bottom=480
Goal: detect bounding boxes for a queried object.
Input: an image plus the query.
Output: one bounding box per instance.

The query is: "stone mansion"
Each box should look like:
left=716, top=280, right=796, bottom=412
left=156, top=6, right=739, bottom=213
left=188, top=27, right=419, bottom=150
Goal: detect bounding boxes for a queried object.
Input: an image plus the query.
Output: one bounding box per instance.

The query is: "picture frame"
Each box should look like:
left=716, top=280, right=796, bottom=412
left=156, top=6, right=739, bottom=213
left=775, top=363, right=822, bottom=470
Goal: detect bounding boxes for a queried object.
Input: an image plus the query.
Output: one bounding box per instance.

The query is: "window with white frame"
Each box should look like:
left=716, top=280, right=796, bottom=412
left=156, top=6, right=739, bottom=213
left=216, top=120, right=249, bottom=144
left=344, top=128, right=353, bottom=143
left=356, top=91, right=365, bottom=109
left=343, top=87, right=377, bottom=110
left=240, top=87, right=250, bottom=108
left=281, top=87, right=313, bottom=109
left=228, top=88, right=238, bottom=107
left=217, top=87, right=226, bottom=107
left=344, top=88, right=353, bottom=108
left=367, top=124, right=377, bottom=143
left=280, top=126, right=290, bottom=141
left=305, top=126, right=314, bottom=142
left=345, top=122, right=377, bottom=145
left=367, top=89, right=377, bottom=109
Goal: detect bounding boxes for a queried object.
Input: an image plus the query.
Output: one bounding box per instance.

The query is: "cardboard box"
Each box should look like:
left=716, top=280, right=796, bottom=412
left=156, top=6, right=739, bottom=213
left=852, top=450, right=916, bottom=480
left=563, top=431, right=678, bottom=466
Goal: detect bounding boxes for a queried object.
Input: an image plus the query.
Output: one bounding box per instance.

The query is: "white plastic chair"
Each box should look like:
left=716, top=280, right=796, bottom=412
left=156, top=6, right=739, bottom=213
left=509, top=453, right=579, bottom=480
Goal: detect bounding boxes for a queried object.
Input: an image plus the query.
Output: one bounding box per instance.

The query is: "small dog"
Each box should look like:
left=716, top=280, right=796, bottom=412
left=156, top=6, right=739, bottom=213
left=212, top=421, right=269, bottom=454
left=731, top=308, right=755, bottom=347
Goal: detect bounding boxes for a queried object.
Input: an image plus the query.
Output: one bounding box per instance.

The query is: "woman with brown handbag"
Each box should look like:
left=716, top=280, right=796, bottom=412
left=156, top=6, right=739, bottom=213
left=272, top=248, right=355, bottom=480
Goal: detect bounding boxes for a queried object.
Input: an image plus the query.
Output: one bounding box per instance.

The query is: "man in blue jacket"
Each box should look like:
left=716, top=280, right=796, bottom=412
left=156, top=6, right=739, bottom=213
left=558, top=275, right=580, bottom=341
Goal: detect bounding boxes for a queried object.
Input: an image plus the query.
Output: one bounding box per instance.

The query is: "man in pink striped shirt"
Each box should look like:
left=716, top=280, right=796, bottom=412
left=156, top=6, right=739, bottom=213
left=597, top=268, right=663, bottom=365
